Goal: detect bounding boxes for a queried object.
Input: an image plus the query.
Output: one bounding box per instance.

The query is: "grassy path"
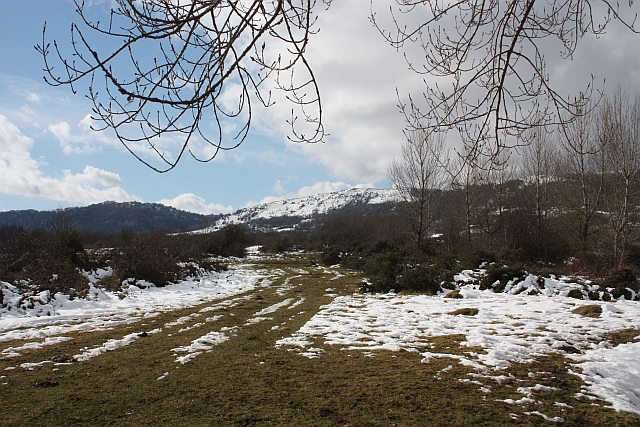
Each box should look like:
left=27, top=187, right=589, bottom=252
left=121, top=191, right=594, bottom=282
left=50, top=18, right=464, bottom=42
left=1, top=253, right=639, bottom=426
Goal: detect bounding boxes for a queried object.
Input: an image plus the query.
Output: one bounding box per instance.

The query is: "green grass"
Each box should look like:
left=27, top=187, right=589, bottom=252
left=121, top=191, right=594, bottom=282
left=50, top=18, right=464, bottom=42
left=1, top=253, right=639, bottom=426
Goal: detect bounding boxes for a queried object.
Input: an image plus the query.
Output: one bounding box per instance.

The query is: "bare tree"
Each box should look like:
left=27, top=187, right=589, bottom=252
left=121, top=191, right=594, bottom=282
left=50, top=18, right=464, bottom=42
left=389, top=130, right=449, bottom=246
left=372, top=0, right=639, bottom=157
left=520, top=125, right=555, bottom=252
left=449, top=146, right=482, bottom=244
left=37, top=0, right=328, bottom=172
left=601, top=88, right=640, bottom=267
left=557, top=101, right=605, bottom=252
left=474, top=152, right=515, bottom=250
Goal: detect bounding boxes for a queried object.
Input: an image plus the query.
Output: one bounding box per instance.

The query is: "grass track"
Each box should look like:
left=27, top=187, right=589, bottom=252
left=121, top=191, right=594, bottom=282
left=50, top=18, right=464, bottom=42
left=1, top=254, right=639, bottom=426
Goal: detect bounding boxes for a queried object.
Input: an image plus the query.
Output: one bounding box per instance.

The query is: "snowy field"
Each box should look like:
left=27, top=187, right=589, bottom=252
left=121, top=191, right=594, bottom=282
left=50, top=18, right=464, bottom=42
left=0, top=263, right=267, bottom=343
left=277, top=273, right=640, bottom=415
left=2, top=255, right=640, bottom=418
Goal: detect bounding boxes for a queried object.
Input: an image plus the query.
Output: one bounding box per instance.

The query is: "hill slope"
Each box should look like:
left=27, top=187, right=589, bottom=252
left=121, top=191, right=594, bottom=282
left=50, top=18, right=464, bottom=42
left=0, top=188, right=398, bottom=234
left=0, top=202, right=212, bottom=234
left=208, top=187, right=398, bottom=231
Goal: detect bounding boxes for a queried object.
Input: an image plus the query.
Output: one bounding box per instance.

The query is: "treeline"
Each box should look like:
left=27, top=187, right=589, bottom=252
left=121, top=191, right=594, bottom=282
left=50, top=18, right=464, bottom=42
left=0, top=201, right=213, bottom=234
left=0, top=219, right=249, bottom=299
left=315, top=89, right=640, bottom=294
left=402, top=90, right=640, bottom=270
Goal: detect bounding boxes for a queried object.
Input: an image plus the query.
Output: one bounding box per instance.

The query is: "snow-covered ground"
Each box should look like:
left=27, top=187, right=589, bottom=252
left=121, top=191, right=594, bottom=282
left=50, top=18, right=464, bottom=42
left=0, top=264, right=266, bottom=343
left=2, top=256, right=640, bottom=417
left=277, top=276, right=640, bottom=415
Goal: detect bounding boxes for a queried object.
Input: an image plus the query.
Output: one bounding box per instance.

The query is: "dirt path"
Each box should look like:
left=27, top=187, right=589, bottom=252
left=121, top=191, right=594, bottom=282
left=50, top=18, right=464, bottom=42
left=1, top=254, right=639, bottom=426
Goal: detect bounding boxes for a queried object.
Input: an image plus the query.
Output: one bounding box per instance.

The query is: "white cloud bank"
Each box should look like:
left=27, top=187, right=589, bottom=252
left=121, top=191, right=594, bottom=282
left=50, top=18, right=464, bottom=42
left=246, top=1, right=421, bottom=185
left=0, top=115, right=140, bottom=205
left=158, top=193, right=234, bottom=215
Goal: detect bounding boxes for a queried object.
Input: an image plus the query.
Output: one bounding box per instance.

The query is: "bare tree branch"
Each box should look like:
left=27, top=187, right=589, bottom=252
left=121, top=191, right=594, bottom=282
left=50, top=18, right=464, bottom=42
left=372, top=0, right=639, bottom=159
left=36, top=0, right=329, bottom=172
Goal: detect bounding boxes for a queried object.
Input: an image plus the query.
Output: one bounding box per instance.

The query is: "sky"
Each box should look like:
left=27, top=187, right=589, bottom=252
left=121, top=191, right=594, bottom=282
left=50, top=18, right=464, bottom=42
left=0, top=0, right=639, bottom=215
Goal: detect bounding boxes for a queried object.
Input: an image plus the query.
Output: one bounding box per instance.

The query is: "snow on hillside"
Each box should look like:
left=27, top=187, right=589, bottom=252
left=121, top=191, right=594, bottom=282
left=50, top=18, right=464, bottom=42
left=200, top=188, right=398, bottom=231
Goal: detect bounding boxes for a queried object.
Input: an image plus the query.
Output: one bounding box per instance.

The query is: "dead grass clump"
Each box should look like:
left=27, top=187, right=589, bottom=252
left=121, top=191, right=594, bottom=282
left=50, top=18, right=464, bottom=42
left=449, top=308, right=478, bottom=316
left=602, top=328, right=640, bottom=347
left=572, top=304, right=602, bottom=318
left=444, top=290, right=463, bottom=299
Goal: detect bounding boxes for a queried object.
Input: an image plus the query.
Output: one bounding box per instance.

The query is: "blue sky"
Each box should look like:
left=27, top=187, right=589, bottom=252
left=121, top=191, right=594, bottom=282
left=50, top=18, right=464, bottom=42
left=1, top=1, right=639, bottom=214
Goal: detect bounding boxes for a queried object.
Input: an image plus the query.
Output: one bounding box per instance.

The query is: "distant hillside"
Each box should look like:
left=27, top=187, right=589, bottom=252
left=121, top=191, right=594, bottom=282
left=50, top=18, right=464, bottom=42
left=0, top=202, right=214, bottom=234
left=204, top=188, right=399, bottom=231
left=0, top=188, right=398, bottom=234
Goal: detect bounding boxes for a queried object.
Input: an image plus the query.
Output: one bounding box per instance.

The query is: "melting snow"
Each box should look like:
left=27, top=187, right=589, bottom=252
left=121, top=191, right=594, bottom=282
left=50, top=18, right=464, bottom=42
left=74, top=329, right=161, bottom=362
left=0, top=267, right=264, bottom=341
left=277, top=281, right=640, bottom=414
left=171, top=330, right=233, bottom=364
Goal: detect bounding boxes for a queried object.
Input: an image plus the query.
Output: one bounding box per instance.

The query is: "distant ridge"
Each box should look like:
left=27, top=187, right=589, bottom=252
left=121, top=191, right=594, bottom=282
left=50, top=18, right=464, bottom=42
left=203, top=188, right=399, bottom=232
left=0, top=201, right=213, bottom=234
left=0, top=188, right=398, bottom=234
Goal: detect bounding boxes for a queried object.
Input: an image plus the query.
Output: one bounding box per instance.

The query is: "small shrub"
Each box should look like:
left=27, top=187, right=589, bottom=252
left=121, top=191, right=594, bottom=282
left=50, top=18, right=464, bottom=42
left=201, top=224, right=253, bottom=258
left=260, top=233, right=295, bottom=253
left=321, top=246, right=342, bottom=266
left=604, top=268, right=639, bottom=300
left=444, top=290, right=463, bottom=299
left=396, top=265, right=442, bottom=295
left=363, top=248, right=405, bottom=293
left=567, top=288, right=584, bottom=300
left=459, top=250, right=496, bottom=270
left=479, top=264, right=526, bottom=292
left=588, top=290, right=601, bottom=301
left=198, top=258, right=228, bottom=273
left=572, top=304, right=602, bottom=318
left=176, top=258, right=227, bottom=281
left=605, top=268, right=637, bottom=289
left=449, top=307, right=478, bottom=316
left=611, top=287, right=634, bottom=300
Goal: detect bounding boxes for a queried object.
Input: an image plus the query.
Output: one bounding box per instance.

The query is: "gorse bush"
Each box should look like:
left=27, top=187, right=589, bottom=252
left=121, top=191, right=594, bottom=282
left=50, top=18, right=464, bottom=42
left=321, top=241, right=406, bottom=292
left=322, top=239, right=458, bottom=294
left=479, top=264, right=527, bottom=292
left=0, top=227, right=88, bottom=296
left=0, top=223, right=254, bottom=297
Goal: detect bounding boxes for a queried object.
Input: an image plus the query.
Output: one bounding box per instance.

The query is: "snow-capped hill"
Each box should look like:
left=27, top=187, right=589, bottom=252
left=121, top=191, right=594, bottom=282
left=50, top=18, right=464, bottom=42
left=207, top=188, right=398, bottom=231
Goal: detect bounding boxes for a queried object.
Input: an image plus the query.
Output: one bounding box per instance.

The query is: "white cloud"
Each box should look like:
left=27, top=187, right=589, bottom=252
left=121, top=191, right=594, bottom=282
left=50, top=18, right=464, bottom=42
left=246, top=180, right=371, bottom=207
left=248, top=1, right=424, bottom=184
left=250, top=0, right=640, bottom=184
left=158, top=193, right=234, bottom=215
left=0, top=115, right=140, bottom=204
left=47, top=115, right=118, bottom=155
left=26, top=92, right=40, bottom=103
